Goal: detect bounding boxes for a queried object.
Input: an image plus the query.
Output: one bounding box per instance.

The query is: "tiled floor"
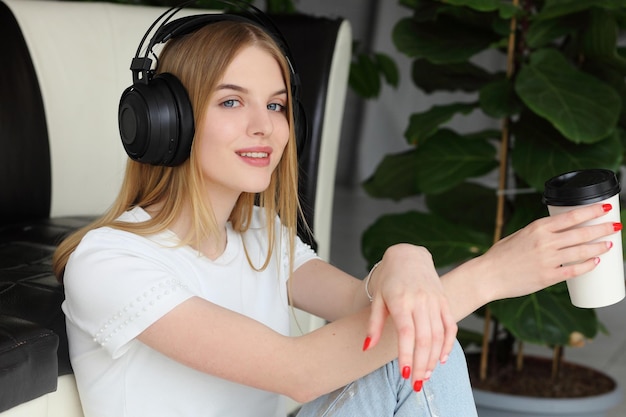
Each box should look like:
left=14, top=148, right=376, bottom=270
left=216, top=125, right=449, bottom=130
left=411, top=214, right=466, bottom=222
left=329, top=184, right=626, bottom=416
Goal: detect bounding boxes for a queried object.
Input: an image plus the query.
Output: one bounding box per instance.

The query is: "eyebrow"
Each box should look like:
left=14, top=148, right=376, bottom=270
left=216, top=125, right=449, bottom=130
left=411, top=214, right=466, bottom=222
left=216, top=83, right=288, bottom=97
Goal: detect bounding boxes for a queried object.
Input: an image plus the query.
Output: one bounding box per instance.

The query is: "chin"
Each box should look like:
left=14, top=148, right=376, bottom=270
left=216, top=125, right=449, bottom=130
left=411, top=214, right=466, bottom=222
left=243, top=182, right=272, bottom=194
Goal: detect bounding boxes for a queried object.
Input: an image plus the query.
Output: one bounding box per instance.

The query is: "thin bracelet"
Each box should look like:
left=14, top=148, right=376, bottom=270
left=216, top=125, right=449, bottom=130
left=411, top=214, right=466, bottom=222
left=364, top=261, right=381, bottom=302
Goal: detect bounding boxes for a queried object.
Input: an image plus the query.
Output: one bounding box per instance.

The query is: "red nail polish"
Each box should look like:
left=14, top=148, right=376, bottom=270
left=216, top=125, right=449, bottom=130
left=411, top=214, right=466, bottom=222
left=402, top=366, right=411, bottom=379
left=603, top=204, right=613, bottom=212
left=413, top=380, right=423, bottom=392
left=362, top=336, right=371, bottom=351
left=614, top=223, right=622, bottom=232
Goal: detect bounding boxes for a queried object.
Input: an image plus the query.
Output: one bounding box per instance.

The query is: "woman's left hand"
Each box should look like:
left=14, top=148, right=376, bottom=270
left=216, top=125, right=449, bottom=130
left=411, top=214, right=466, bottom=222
left=363, top=243, right=458, bottom=389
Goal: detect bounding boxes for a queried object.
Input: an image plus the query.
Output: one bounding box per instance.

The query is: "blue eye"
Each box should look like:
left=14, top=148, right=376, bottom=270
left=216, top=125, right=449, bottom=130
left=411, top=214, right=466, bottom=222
left=222, top=99, right=239, bottom=108
left=268, top=103, right=285, bottom=112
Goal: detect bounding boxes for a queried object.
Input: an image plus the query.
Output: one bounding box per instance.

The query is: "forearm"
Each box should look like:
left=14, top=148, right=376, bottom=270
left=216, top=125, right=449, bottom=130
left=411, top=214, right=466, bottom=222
left=290, top=306, right=397, bottom=402
left=138, top=296, right=396, bottom=404
left=439, top=256, right=495, bottom=321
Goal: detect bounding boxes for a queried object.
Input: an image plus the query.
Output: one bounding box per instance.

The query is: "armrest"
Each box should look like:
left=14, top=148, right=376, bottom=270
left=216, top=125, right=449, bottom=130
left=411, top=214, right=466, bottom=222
left=0, top=316, right=58, bottom=413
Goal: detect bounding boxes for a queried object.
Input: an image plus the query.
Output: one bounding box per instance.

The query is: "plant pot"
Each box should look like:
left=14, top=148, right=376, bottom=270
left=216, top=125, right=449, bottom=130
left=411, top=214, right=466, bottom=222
left=473, top=385, right=623, bottom=417
left=468, top=355, right=623, bottom=416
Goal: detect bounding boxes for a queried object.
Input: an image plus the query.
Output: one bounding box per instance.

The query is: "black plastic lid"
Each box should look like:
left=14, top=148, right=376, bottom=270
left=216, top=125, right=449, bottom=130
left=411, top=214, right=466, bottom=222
left=543, top=169, right=620, bottom=206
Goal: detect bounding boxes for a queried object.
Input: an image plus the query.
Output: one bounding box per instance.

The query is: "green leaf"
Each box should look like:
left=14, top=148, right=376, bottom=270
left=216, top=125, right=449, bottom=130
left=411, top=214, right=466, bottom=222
left=348, top=54, right=381, bottom=99
left=363, top=150, right=421, bottom=200
left=526, top=14, right=581, bottom=49
left=349, top=52, right=401, bottom=98
left=392, top=17, right=497, bottom=64
left=361, top=211, right=492, bottom=267
left=400, top=0, right=443, bottom=22
left=511, top=112, right=623, bottom=191
left=479, top=77, right=523, bottom=118
left=504, top=191, right=547, bottom=237
left=581, top=8, right=626, bottom=74
left=490, top=285, right=600, bottom=346
left=442, top=0, right=519, bottom=17
left=581, top=61, right=626, bottom=132
left=582, top=9, right=618, bottom=59
left=515, top=48, right=622, bottom=144
left=426, top=182, right=499, bottom=236
left=442, top=0, right=501, bottom=12
left=412, top=59, right=496, bottom=93
left=621, top=127, right=626, bottom=162
left=375, top=53, right=400, bottom=88
left=537, top=0, right=626, bottom=20
left=265, top=0, right=296, bottom=13
left=349, top=54, right=381, bottom=98
left=405, top=103, right=478, bottom=145
left=414, top=129, right=498, bottom=194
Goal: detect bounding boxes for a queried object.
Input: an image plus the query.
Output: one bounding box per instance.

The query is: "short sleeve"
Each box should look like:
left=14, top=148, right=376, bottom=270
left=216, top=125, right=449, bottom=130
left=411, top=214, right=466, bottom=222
left=62, top=228, right=196, bottom=359
left=293, top=235, right=320, bottom=270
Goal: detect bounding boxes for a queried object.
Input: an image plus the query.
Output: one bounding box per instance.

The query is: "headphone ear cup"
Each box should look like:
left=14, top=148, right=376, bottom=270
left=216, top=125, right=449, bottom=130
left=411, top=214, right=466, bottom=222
left=118, top=73, right=195, bottom=166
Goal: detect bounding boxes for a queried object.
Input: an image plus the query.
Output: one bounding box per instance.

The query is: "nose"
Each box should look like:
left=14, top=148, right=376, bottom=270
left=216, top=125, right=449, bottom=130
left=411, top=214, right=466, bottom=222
left=247, top=104, right=273, bottom=137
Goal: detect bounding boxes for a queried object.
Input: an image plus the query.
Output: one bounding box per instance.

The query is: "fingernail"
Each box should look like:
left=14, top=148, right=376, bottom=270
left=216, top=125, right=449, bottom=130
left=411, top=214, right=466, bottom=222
left=607, top=241, right=614, bottom=249
left=424, top=370, right=432, bottom=381
left=594, top=257, right=601, bottom=265
left=603, top=204, right=613, bottom=212
left=440, top=354, right=449, bottom=364
left=362, top=336, right=371, bottom=351
left=413, top=380, right=423, bottom=392
left=402, top=366, right=411, bottom=379
left=613, top=222, right=622, bottom=232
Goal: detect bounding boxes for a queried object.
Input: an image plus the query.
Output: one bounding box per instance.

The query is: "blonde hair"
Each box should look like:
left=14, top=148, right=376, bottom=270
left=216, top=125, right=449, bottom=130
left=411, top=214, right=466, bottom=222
left=53, top=20, right=302, bottom=282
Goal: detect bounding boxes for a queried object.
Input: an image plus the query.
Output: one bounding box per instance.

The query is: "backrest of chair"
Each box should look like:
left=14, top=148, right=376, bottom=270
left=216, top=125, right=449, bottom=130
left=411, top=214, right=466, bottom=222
left=272, top=15, right=351, bottom=262
left=0, top=1, right=51, bottom=223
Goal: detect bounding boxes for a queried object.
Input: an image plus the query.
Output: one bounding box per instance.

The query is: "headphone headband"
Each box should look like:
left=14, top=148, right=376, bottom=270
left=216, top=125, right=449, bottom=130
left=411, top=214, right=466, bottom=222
left=130, top=0, right=297, bottom=85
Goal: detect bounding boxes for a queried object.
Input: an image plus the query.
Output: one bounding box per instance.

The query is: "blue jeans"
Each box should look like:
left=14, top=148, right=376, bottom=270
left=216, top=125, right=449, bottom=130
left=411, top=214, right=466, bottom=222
left=297, top=340, right=477, bottom=417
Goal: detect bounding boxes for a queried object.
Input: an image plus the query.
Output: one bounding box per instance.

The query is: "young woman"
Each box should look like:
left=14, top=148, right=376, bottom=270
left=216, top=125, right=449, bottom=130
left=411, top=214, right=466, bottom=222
left=53, top=11, right=619, bottom=417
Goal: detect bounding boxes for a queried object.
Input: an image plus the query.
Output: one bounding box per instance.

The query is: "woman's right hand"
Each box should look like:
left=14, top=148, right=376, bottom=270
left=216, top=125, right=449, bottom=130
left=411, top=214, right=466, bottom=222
left=479, top=202, right=619, bottom=301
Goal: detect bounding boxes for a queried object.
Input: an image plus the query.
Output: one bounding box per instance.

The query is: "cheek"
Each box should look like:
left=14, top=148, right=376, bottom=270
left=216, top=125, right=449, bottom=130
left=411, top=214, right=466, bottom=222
left=195, top=118, right=232, bottom=157
left=195, top=131, right=217, bottom=161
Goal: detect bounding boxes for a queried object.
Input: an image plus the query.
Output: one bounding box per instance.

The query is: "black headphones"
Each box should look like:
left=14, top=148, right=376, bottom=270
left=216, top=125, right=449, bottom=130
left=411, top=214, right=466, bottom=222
left=118, top=1, right=305, bottom=166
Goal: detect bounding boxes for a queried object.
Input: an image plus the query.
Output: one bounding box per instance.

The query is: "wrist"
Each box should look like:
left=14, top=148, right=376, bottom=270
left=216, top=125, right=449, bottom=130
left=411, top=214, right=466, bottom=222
left=441, top=256, right=496, bottom=321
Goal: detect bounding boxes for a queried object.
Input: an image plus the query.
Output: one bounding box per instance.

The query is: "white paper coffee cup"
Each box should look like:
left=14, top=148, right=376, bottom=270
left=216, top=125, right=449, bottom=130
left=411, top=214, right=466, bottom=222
left=543, top=169, right=625, bottom=308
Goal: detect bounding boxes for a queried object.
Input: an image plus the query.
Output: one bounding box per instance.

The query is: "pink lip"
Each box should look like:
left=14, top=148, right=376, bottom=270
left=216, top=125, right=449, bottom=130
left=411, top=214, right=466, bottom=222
left=236, top=146, right=273, bottom=168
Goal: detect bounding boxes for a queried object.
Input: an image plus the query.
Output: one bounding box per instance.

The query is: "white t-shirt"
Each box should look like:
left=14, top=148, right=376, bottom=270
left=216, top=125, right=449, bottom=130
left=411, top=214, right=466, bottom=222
left=62, top=206, right=319, bottom=417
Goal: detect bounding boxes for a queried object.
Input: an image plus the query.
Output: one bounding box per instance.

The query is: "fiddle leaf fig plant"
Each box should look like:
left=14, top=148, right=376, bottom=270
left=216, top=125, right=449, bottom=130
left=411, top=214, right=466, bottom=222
left=359, top=0, right=626, bottom=387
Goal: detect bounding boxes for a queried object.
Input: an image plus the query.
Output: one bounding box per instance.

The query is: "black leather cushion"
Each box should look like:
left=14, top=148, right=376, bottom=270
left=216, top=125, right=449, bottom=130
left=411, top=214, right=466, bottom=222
left=0, top=217, right=94, bottom=376
left=0, top=217, right=92, bottom=411
left=0, top=315, right=59, bottom=413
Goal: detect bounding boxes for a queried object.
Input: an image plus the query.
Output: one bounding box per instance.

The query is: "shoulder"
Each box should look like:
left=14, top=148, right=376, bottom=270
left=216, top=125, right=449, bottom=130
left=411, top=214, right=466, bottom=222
left=67, top=209, right=179, bottom=280
left=77, top=206, right=175, bottom=253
